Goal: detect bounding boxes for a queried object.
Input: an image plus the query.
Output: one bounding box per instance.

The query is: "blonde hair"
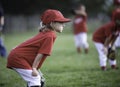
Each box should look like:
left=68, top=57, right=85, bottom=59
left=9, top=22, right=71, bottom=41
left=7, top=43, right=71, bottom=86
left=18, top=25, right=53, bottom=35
left=38, top=21, right=53, bottom=32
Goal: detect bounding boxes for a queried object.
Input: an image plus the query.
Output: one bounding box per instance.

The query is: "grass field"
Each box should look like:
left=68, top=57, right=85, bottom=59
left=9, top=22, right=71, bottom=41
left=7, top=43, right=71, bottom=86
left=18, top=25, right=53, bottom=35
left=0, top=30, right=120, bottom=87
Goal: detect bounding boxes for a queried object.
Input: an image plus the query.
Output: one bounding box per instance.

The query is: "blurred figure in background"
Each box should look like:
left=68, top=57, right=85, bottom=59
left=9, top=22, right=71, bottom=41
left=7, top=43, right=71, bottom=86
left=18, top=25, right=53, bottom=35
left=72, top=4, right=89, bottom=54
left=112, top=0, right=120, bottom=47
left=0, top=3, right=7, bottom=58
left=92, top=10, right=120, bottom=71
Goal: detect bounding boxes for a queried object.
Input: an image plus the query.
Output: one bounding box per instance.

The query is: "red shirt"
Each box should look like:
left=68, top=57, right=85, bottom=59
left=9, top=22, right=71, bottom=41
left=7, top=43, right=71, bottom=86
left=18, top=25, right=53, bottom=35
left=7, top=30, right=56, bottom=69
left=92, top=22, right=120, bottom=44
left=73, top=15, right=87, bottom=35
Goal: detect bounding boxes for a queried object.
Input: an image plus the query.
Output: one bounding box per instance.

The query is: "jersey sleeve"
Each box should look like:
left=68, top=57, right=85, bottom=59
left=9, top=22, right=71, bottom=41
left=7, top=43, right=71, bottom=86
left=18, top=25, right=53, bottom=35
left=104, top=23, right=113, bottom=37
left=38, top=36, right=54, bottom=56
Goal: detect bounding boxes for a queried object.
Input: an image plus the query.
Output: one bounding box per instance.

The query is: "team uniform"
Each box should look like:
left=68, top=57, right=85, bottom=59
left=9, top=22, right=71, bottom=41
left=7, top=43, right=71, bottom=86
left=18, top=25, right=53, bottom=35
left=7, top=9, right=70, bottom=87
left=7, top=30, right=56, bottom=86
left=92, top=22, right=120, bottom=70
left=73, top=15, right=89, bottom=53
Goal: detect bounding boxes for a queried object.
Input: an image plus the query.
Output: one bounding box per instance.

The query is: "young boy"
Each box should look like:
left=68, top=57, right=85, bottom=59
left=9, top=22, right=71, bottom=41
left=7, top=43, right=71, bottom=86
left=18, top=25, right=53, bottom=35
left=7, top=9, right=70, bottom=87
left=92, top=10, right=120, bottom=71
left=72, top=4, right=89, bottom=54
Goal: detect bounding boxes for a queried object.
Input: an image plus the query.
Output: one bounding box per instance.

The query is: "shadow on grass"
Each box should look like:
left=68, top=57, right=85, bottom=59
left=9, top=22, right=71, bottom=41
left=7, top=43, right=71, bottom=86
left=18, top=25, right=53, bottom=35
left=0, top=83, right=6, bottom=87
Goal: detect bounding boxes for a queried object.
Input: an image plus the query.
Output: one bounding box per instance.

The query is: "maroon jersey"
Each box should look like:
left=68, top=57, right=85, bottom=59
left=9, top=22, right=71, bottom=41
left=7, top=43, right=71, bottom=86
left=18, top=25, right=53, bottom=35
left=92, top=22, right=120, bottom=44
left=7, top=30, right=56, bottom=69
left=73, top=15, right=87, bottom=35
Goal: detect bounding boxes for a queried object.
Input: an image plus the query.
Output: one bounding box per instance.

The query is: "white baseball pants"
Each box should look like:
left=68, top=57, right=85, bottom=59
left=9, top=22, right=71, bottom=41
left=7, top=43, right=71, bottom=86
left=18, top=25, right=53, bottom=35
left=74, top=32, right=89, bottom=49
left=94, top=42, right=116, bottom=67
left=13, top=68, right=42, bottom=87
left=115, top=34, right=120, bottom=47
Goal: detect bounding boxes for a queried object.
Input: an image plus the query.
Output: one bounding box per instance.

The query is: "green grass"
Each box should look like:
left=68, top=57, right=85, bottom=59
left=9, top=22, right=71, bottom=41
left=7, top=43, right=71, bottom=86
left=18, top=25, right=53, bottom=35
left=0, top=31, right=120, bottom=87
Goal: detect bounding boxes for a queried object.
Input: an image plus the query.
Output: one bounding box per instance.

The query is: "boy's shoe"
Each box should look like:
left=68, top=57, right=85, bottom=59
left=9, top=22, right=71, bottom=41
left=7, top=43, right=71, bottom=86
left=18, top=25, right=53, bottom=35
left=111, top=65, right=119, bottom=70
left=101, top=66, right=107, bottom=71
left=84, top=48, right=89, bottom=54
left=77, top=48, right=81, bottom=53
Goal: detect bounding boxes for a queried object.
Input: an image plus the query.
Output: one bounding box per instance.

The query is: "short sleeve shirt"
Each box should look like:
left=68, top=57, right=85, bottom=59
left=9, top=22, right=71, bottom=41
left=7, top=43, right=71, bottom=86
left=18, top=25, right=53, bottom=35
left=7, top=30, right=56, bottom=69
left=92, top=22, right=120, bottom=44
left=73, top=15, right=87, bottom=35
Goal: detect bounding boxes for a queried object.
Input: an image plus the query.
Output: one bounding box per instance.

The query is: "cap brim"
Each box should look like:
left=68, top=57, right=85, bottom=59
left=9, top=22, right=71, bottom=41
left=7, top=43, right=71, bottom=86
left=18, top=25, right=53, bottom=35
left=54, top=18, right=71, bottom=23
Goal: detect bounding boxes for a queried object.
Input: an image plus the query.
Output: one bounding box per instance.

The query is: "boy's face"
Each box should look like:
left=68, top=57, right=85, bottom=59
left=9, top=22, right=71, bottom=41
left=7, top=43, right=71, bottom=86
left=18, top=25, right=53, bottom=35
left=51, top=22, right=65, bottom=33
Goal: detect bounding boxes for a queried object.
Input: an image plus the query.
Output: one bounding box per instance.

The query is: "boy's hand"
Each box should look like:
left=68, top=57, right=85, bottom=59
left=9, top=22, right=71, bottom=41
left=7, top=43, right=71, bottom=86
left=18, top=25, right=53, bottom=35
left=32, top=68, right=39, bottom=76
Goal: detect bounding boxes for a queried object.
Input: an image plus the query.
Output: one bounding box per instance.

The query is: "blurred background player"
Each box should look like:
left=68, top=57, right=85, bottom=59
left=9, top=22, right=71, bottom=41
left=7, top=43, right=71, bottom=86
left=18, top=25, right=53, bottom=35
left=72, top=4, right=89, bottom=54
left=92, top=10, right=120, bottom=71
left=112, top=0, right=120, bottom=47
left=0, top=3, right=7, bottom=58
left=7, top=9, right=70, bottom=87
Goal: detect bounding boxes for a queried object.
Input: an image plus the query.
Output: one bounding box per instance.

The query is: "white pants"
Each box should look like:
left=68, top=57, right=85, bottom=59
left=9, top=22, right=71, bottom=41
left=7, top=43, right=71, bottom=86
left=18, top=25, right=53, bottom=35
left=94, top=42, right=116, bottom=67
left=13, top=68, right=43, bottom=87
left=115, top=34, right=120, bottom=47
left=74, top=32, right=89, bottom=49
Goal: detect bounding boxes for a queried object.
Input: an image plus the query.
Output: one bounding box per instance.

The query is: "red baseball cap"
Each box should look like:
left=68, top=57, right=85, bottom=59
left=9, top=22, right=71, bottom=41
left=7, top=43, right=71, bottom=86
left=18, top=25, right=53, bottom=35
left=113, top=9, right=120, bottom=21
left=41, top=9, right=71, bottom=24
left=113, top=0, right=120, bottom=5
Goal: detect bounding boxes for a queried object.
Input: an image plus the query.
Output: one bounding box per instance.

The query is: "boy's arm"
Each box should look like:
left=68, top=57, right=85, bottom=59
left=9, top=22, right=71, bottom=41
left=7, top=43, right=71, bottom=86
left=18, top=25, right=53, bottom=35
left=103, top=33, right=118, bottom=54
left=0, top=16, right=4, bottom=26
left=110, top=32, right=119, bottom=47
left=104, top=35, right=112, bottom=47
left=104, top=32, right=119, bottom=47
left=32, top=54, right=44, bottom=68
left=0, top=16, right=4, bottom=32
left=32, top=54, right=44, bottom=76
left=103, top=35, right=113, bottom=55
